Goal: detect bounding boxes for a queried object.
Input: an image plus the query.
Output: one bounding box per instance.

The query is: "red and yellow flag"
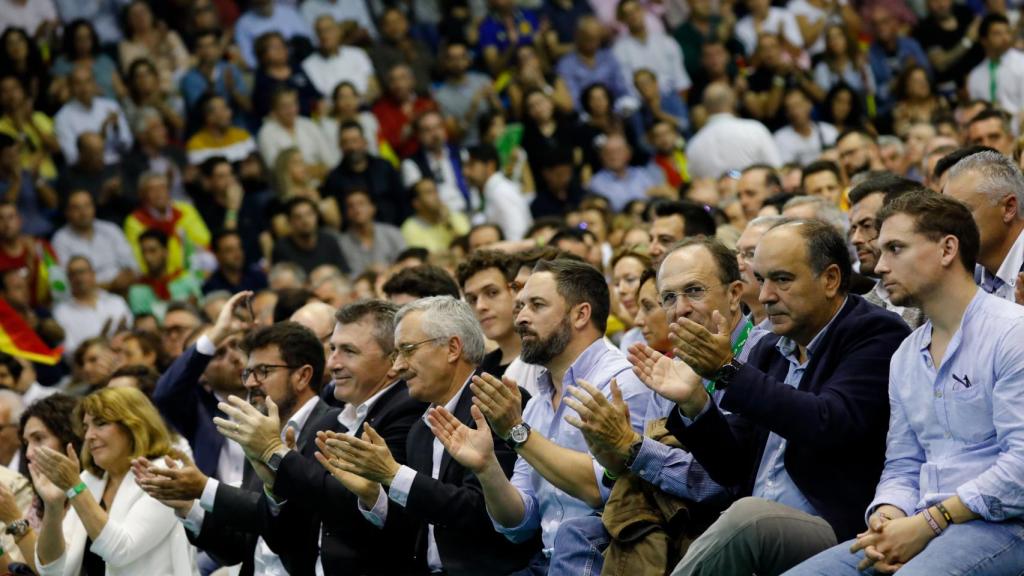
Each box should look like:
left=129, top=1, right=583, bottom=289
left=0, top=298, right=62, bottom=365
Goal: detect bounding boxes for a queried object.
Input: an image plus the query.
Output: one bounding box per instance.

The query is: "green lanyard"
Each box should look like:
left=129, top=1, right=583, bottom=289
left=705, top=319, right=753, bottom=395
left=990, top=59, right=1000, bottom=103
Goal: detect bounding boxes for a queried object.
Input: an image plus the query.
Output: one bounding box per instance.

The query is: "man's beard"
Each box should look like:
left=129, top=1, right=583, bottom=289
left=518, top=316, right=573, bottom=366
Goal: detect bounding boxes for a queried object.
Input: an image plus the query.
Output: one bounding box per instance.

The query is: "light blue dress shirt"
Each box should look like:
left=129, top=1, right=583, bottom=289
left=493, top=338, right=652, bottom=553
left=750, top=301, right=846, bottom=516
left=868, top=290, right=1024, bottom=522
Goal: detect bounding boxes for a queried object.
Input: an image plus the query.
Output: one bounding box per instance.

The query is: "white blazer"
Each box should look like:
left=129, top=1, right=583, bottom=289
left=36, top=465, right=197, bottom=576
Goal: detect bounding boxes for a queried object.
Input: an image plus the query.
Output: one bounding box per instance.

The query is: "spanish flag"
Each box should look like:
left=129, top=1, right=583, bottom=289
left=0, top=298, right=62, bottom=365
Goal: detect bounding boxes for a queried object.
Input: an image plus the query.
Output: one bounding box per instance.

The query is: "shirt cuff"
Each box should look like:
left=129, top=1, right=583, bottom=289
left=388, top=465, right=417, bottom=508
left=264, top=486, right=286, bottom=515
left=181, top=500, right=204, bottom=535
left=677, top=397, right=712, bottom=427
left=956, top=481, right=999, bottom=521
left=865, top=490, right=919, bottom=525
left=357, top=485, right=388, bottom=528
left=594, top=458, right=611, bottom=504
left=200, top=478, right=219, bottom=512
left=629, top=437, right=668, bottom=482
left=196, top=334, right=216, bottom=356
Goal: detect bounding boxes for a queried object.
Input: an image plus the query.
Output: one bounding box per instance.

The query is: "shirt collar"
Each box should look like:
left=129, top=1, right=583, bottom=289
left=338, top=380, right=399, bottom=430
left=284, top=396, right=321, bottom=440
left=775, top=297, right=848, bottom=362
left=992, top=227, right=1024, bottom=288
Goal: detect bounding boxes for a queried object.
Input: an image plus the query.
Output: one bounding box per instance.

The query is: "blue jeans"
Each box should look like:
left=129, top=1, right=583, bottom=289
left=548, top=515, right=610, bottom=576
left=782, top=519, right=1024, bottom=576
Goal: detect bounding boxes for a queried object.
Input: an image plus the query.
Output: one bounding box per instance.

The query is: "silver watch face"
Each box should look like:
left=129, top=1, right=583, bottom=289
left=510, top=425, right=529, bottom=444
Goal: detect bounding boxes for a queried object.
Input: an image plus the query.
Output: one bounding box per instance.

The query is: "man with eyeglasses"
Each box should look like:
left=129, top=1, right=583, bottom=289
left=631, top=219, right=909, bottom=576
left=426, top=258, right=653, bottom=574
left=545, top=237, right=769, bottom=574
left=848, top=175, right=925, bottom=329
left=140, top=305, right=341, bottom=575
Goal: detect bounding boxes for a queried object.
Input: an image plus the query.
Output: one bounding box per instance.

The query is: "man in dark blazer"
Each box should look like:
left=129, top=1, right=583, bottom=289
left=138, top=320, right=339, bottom=576
left=321, top=296, right=541, bottom=576
left=152, top=291, right=251, bottom=478
left=633, top=219, right=911, bottom=576
left=248, top=299, right=428, bottom=574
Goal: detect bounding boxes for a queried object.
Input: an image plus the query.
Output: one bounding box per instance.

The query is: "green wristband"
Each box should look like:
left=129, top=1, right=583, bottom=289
left=65, top=481, right=87, bottom=500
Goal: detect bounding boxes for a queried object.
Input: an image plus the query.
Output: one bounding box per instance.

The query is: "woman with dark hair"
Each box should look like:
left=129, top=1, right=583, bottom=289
left=812, top=24, right=876, bottom=97
left=121, top=58, right=185, bottom=138
left=0, top=28, right=49, bottom=109
left=50, top=20, right=123, bottom=102
left=0, top=394, right=84, bottom=573
left=891, top=64, right=947, bottom=136
left=117, top=0, right=189, bottom=95
left=821, top=82, right=868, bottom=134
left=251, top=32, right=320, bottom=123
left=576, top=82, right=646, bottom=172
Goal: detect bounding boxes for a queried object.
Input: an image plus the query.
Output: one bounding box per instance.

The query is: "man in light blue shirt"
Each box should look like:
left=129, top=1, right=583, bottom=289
left=429, top=258, right=652, bottom=574
left=589, top=134, right=663, bottom=213
left=787, top=192, right=1024, bottom=575
left=234, top=0, right=313, bottom=69
left=556, top=16, right=629, bottom=108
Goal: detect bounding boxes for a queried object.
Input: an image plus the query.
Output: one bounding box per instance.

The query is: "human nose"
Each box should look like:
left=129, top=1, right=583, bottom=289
left=759, top=281, right=777, bottom=305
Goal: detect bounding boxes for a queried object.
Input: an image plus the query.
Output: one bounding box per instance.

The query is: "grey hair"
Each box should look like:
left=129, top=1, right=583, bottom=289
left=395, top=296, right=486, bottom=365
left=747, top=215, right=787, bottom=230
left=878, top=135, right=905, bottom=154
left=269, top=261, right=308, bottom=286
left=946, top=150, right=1024, bottom=217
left=783, top=195, right=849, bottom=235
left=336, top=300, right=398, bottom=356
left=137, top=170, right=169, bottom=192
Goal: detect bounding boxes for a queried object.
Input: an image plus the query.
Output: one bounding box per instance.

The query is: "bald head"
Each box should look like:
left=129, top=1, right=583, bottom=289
left=290, top=301, right=337, bottom=339
left=703, top=83, right=736, bottom=114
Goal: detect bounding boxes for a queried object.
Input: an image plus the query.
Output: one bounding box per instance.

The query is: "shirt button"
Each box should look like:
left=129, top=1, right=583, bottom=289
left=639, top=471, right=646, bottom=478
left=935, top=391, right=943, bottom=398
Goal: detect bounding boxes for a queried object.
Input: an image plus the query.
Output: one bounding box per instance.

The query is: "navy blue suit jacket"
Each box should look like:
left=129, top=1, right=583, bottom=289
left=668, top=295, right=911, bottom=541
left=152, top=344, right=224, bottom=477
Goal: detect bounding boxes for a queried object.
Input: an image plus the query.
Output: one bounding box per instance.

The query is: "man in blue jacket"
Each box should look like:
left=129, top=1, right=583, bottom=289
left=633, top=218, right=911, bottom=575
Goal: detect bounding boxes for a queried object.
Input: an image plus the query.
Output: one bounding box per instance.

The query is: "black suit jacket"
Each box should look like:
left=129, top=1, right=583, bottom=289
left=187, top=398, right=339, bottom=576
left=396, top=382, right=540, bottom=576
left=668, top=295, right=911, bottom=541
left=268, top=381, right=428, bottom=575
left=152, top=344, right=224, bottom=478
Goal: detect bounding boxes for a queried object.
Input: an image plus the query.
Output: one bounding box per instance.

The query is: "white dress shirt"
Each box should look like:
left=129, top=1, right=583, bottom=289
left=478, top=172, right=532, bottom=241
left=612, top=31, right=691, bottom=96
left=52, top=221, right=139, bottom=285
left=686, top=113, right=782, bottom=179
left=53, top=290, right=133, bottom=356
left=967, top=49, right=1024, bottom=131
left=184, top=395, right=323, bottom=576
left=53, top=97, right=133, bottom=165
left=257, top=116, right=339, bottom=169
left=401, top=148, right=478, bottom=214
left=195, top=336, right=247, bottom=488
left=360, top=379, right=469, bottom=573
left=302, top=46, right=376, bottom=97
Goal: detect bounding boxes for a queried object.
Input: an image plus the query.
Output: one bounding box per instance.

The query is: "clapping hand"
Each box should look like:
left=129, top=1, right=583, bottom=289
left=564, top=379, right=639, bottom=474
left=314, top=431, right=381, bottom=503
left=214, top=396, right=284, bottom=462
left=316, top=425, right=400, bottom=486
left=669, top=311, right=733, bottom=379
left=426, top=405, right=495, bottom=475
left=628, top=343, right=708, bottom=417
left=469, top=373, right=522, bottom=439
left=31, top=444, right=81, bottom=492
left=132, top=448, right=209, bottom=504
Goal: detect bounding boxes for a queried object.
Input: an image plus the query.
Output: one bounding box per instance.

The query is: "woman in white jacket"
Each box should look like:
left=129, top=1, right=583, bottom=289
left=27, top=386, right=196, bottom=576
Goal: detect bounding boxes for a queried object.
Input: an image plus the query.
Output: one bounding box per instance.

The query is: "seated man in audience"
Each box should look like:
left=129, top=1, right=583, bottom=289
left=322, top=120, right=406, bottom=226
left=800, top=161, right=844, bottom=208
left=588, top=134, right=663, bottom=213
left=54, top=255, right=133, bottom=356
left=52, top=189, right=138, bottom=294
left=138, top=320, right=339, bottom=574
left=467, top=223, right=504, bottom=253
left=128, top=229, right=203, bottom=317
left=634, top=219, right=910, bottom=575
left=788, top=192, right=1024, bottom=575
left=401, top=178, right=471, bottom=253
left=648, top=200, right=718, bottom=265
left=185, top=94, right=257, bottom=165
left=318, top=297, right=540, bottom=574
left=457, top=250, right=543, bottom=394
left=124, top=171, right=212, bottom=278
left=401, top=110, right=473, bottom=216
left=551, top=237, right=772, bottom=573
left=338, top=189, right=406, bottom=277
left=382, top=264, right=461, bottom=305
left=942, top=150, right=1024, bottom=305
left=271, top=197, right=349, bottom=275
left=965, top=109, right=1014, bottom=157
left=847, top=175, right=925, bottom=328
left=428, top=258, right=652, bottom=573
left=54, top=65, right=132, bottom=166
left=736, top=216, right=784, bottom=326
left=464, top=144, right=533, bottom=241
left=202, top=230, right=268, bottom=295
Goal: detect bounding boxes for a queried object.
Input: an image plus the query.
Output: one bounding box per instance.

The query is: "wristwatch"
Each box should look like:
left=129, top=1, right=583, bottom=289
left=267, top=451, right=286, bottom=472
left=4, top=519, right=29, bottom=540
left=504, top=422, right=532, bottom=450
left=710, top=358, right=745, bottom=390
left=623, top=438, right=644, bottom=470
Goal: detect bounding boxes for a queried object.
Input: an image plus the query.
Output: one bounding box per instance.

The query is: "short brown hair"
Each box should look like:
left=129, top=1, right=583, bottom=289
left=877, top=191, right=980, bottom=272
left=75, top=387, right=172, bottom=475
left=456, top=250, right=518, bottom=288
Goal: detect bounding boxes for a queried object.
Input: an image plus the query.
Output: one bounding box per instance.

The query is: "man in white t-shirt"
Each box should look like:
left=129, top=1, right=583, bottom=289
left=302, top=15, right=378, bottom=101
left=774, top=87, right=837, bottom=166
left=735, top=0, right=803, bottom=55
